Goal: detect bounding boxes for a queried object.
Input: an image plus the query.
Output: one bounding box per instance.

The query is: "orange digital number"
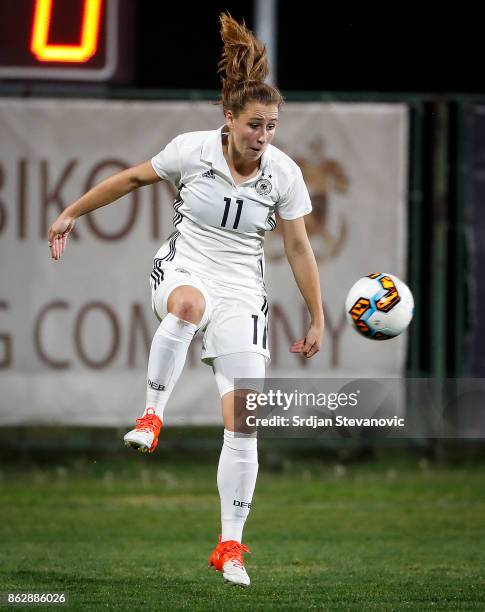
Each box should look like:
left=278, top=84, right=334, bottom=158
left=31, top=0, right=102, bottom=63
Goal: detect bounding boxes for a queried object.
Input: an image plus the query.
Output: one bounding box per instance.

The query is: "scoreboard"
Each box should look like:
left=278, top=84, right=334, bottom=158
left=0, top=0, right=132, bottom=82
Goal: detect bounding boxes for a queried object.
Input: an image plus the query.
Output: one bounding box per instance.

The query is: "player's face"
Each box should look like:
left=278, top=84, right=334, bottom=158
left=226, top=102, right=279, bottom=162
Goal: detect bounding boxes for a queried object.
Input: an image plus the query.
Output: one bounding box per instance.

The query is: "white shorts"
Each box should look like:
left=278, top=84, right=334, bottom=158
left=150, top=262, right=270, bottom=366
left=213, top=352, right=266, bottom=397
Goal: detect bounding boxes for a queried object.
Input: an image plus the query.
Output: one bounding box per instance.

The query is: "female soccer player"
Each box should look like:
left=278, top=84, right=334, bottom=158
left=48, top=13, right=324, bottom=587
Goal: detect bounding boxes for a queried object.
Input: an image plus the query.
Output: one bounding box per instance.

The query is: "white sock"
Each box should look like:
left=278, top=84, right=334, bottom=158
left=217, top=429, right=258, bottom=543
left=145, top=313, right=197, bottom=421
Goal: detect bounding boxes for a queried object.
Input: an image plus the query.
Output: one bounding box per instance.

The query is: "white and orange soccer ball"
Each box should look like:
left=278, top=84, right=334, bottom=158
left=345, top=273, right=414, bottom=340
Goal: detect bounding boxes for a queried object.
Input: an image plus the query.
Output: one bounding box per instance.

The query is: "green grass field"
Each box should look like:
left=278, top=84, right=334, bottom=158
left=0, top=452, right=484, bottom=611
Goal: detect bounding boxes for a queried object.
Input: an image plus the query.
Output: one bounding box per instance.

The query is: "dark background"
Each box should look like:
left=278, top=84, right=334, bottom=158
left=135, top=3, right=483, bottom=92
left=0, top=1, right=481, bottom=92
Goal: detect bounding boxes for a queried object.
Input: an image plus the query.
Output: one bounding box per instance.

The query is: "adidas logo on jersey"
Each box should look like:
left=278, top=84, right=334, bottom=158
left=202, top=169, right=216, bottom=179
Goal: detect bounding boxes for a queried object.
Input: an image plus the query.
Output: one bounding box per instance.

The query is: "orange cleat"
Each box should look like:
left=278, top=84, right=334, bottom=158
left=209, top=535, right=251, bottom=586
left=123, top=407, right=163, bottom=453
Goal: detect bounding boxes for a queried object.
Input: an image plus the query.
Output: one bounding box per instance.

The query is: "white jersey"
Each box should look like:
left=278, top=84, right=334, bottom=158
left=151, top=126, right=312, bottom=292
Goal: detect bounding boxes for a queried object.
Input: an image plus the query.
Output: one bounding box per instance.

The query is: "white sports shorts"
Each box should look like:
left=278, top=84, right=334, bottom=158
left=150, top=262, right=270, bottom=366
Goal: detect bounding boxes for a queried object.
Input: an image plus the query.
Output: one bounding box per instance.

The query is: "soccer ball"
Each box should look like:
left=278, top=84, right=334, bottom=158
left=345, top=273, right=414, bottom=340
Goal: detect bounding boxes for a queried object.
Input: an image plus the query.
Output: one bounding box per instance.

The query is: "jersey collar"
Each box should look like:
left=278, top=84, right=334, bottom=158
left=201, top=125, right=272, bottom=182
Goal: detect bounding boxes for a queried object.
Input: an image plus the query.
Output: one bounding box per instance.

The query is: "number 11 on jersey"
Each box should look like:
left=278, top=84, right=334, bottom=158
left=221, top=197, right=244, bottom=229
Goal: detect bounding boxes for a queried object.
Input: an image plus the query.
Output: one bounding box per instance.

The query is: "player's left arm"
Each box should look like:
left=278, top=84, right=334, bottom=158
left=281, top=216, right=324, bottom=358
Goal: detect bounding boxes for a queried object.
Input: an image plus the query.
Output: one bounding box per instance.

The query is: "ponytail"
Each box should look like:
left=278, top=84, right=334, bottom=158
left=218, top=13, right=283, bottom=116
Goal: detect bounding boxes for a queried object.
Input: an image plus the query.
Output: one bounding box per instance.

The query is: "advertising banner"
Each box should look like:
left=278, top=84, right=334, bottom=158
left=0, top=100, right=408, bottom=425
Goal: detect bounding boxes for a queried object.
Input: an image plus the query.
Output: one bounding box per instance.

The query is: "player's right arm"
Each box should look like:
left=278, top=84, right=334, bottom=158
left=48, top=160, right=161, bottom=260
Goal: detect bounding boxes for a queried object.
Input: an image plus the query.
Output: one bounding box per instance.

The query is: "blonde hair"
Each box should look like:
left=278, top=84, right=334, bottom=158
left=218, top=13, right=283, bottom=116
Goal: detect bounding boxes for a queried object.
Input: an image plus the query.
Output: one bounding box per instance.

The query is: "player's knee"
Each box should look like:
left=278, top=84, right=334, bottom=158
left=169, top=299, right=205, bottom=323
left=167, top=291, right=205, bottom=324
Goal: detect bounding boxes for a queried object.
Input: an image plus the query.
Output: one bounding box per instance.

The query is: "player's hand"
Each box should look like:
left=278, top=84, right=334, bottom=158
left=290, top=322, right=324, bottom=359
left=48, top=214, right=76, bottom=261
